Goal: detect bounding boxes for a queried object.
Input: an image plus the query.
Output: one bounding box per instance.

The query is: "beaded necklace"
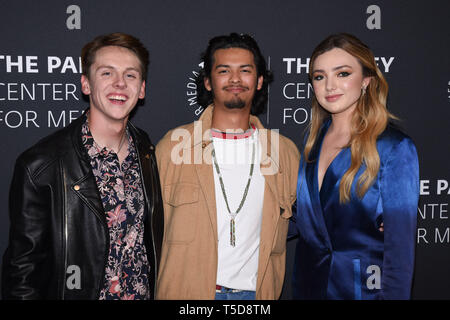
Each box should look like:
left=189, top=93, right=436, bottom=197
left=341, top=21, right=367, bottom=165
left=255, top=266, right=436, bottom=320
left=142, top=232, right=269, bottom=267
left=211, top=134, right=256, bottom=247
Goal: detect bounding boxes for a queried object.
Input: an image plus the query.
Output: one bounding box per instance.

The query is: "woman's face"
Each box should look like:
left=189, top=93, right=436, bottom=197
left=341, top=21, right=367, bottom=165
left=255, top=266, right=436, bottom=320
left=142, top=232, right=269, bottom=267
left=311, top=47, right=370, bottom=118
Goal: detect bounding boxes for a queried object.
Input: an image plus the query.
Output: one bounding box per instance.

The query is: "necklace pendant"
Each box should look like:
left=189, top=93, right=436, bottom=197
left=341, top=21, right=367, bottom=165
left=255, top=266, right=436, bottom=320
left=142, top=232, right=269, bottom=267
left=230, top=218, right=236, bottom=247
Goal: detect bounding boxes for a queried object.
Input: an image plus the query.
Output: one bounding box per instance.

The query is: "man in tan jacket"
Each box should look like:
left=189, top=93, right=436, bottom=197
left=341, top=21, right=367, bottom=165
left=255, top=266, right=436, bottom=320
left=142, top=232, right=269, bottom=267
left=156, top=33, right=299, bottom=300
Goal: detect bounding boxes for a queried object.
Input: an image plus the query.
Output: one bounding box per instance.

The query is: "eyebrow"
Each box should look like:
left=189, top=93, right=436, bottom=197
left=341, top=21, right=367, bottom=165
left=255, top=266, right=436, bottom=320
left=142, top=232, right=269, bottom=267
left=96, top=65, right=141, bottom=73
left=312, top=65, right=353, bottom=73
left=215, top=64, right=255, bottom=69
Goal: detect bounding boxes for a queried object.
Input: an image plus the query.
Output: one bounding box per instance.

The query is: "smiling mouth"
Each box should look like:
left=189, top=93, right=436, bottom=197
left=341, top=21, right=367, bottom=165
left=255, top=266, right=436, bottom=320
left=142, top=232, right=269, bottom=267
left=325, top=94, right=343, bottom=102
left=224, top=86, right=247, bottom=93
left=107, top=94, right=128, bottom=103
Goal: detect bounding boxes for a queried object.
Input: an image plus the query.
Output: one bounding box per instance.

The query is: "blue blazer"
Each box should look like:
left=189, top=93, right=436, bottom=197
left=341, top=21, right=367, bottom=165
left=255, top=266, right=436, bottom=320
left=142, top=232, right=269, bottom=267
left=291, top=120, right=419, bottom=300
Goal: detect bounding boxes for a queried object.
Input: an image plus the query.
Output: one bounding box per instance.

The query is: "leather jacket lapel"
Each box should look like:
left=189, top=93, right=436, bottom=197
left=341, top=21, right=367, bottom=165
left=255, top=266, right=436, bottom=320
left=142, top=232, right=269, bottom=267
left=304, top=120, right=333, bottom=249
left=71, top=173, right=106, bottom=225
left=129, top=124, right=155, bottom=220
left=68, top=113, right=106, bottom=226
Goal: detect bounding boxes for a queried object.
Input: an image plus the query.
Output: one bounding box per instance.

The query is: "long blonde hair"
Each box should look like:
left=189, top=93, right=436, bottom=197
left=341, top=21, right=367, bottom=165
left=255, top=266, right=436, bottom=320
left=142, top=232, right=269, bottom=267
left=304, top=33, right=396, bottom=203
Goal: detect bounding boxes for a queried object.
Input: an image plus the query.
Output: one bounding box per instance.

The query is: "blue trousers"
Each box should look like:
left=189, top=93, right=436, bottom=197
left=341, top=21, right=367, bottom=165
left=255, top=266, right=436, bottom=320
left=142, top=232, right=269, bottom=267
left=215, top=287, right=256, bottom=300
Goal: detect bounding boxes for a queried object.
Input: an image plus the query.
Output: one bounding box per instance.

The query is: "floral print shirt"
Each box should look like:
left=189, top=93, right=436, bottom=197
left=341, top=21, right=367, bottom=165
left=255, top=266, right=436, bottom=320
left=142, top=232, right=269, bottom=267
left=81, top=120, right=150, bottom=300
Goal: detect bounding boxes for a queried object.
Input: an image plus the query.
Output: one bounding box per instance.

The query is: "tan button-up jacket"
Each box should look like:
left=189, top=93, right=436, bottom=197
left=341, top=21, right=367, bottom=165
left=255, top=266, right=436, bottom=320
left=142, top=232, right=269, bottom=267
left=155, top=106, right=300, bottom=299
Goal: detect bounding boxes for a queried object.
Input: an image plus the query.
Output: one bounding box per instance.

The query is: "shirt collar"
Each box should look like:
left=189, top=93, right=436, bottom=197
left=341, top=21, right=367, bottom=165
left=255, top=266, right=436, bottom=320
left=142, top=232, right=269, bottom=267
left=81, top=115, right=134, bottom=160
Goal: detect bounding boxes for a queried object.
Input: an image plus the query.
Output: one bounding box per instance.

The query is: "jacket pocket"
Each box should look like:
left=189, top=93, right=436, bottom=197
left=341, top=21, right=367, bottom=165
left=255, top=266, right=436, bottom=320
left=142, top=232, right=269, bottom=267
left=164, top=183, right=199, bottom=244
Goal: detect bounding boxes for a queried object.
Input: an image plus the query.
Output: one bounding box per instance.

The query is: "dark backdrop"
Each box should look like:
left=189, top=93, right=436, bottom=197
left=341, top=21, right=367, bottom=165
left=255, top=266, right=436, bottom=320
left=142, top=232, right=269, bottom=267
left=0, top=0, right=449, bottom=299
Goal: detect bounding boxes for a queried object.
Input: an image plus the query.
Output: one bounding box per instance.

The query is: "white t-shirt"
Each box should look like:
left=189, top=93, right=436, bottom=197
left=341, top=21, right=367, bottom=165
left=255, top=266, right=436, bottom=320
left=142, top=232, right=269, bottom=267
left=211, top=127, right=265, bottom=291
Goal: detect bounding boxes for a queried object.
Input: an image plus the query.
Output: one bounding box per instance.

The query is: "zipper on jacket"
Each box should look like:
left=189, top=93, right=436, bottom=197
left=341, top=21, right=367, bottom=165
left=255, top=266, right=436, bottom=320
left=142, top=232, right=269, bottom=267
left=137, top=145, right=157, bottom=297
left=62, top=165, right=68, bottom=299
left=146, top=159, right=157, bottom=297
left=96, top=221, right=110, bottom=299
left=150, top=171, right=157, bottom=297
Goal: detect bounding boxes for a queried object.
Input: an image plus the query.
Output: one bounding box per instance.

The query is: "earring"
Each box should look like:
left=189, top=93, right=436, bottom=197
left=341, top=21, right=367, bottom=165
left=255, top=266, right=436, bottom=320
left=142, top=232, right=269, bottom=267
left=361, top=86, right=367, bottom=96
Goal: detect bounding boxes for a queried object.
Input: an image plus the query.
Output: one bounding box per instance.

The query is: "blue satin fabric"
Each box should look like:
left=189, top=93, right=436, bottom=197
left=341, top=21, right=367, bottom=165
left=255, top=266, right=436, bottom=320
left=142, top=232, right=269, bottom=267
left=291, top=120, right=419, bottom=300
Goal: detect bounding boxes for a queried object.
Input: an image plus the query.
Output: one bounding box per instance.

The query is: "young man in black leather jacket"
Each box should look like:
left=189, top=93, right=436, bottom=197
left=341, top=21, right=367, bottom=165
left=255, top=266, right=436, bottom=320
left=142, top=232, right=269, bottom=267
left=2, top=33, right=164, bottom=300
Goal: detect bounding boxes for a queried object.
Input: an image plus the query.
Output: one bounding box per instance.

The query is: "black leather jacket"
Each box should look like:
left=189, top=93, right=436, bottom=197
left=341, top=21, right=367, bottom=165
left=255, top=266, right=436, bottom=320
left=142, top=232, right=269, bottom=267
left=2, top=112, right=164, bottom=299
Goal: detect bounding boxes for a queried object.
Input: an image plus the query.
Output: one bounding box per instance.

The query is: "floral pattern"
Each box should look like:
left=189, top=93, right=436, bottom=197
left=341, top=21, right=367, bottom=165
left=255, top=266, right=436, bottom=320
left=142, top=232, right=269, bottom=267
left=82, top=120, right=150, bottom=300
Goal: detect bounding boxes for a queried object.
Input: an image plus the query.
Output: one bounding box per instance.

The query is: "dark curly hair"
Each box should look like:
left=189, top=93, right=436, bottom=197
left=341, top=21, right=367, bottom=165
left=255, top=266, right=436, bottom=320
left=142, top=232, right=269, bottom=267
left=196, top=33, right=273, bottom=116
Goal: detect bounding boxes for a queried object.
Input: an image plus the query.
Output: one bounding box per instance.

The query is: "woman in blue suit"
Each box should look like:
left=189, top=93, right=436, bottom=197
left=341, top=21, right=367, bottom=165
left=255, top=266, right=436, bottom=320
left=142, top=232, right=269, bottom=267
left=291, top=33, right=419, bottom=299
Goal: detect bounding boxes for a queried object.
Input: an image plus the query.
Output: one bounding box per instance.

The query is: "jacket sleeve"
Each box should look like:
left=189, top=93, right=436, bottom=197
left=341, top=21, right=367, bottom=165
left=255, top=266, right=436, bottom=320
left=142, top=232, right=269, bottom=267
left=2, top=158, right=50, bottom=299
left=380, top=137, right=419, bottom=299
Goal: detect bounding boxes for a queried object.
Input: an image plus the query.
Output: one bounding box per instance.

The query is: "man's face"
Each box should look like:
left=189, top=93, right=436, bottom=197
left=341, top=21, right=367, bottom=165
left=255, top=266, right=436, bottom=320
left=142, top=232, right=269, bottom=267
left=81, top=45, right=145, bottom=124
left=204, top=47, right=263, bottom=111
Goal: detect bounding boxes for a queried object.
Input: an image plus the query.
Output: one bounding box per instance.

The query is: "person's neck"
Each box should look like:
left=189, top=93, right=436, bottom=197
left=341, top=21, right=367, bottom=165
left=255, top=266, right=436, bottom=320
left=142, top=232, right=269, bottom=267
left=328, top=111, right=353, bottom=143
left=211, top=104, right=251, bottom=132
left=88, top=110, right=127, bottom=153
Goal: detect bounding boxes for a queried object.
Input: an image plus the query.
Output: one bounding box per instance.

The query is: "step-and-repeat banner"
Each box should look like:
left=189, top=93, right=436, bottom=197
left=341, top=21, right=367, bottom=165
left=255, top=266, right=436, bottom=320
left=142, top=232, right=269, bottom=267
left=1, top=0, right=449, bottom=299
